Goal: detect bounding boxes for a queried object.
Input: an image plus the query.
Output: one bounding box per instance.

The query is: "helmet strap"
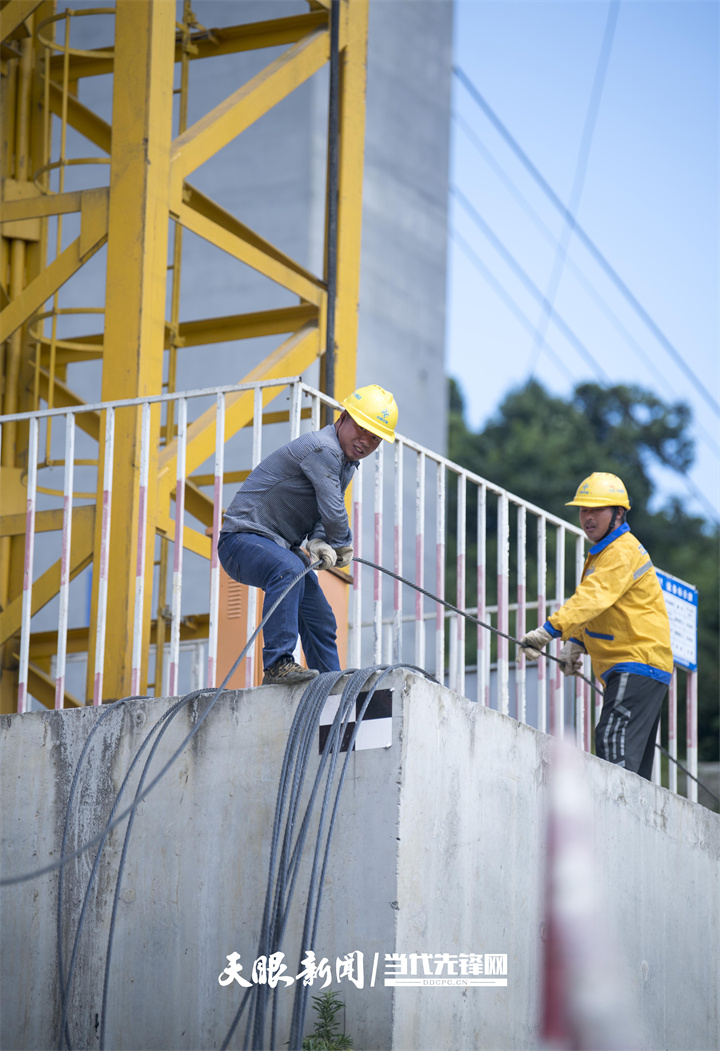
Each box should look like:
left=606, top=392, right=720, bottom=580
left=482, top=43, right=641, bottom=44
left=599, top=506, right=626, bottom=541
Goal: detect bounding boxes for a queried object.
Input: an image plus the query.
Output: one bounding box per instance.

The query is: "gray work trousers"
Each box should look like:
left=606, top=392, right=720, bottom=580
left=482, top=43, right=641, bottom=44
left=595, top=672, right=668, bottom=780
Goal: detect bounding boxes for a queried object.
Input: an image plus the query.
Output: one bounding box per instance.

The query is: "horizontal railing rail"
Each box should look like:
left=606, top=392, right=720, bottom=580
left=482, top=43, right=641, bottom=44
left=0, top=379, right=699, bottom=801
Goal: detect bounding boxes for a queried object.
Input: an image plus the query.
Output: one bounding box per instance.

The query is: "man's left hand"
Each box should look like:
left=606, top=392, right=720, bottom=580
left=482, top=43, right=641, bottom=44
left=334, top=545, right=353, bottom=568
left=518, top=626, right=553, bottom=661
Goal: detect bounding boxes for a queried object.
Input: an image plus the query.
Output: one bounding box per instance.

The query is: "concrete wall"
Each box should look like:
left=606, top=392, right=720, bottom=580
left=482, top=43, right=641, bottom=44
left=2, top=671, right=718, bottom=1051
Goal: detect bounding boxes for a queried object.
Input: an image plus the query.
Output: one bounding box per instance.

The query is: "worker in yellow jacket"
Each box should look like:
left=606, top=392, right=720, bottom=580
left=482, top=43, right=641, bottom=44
left=519, top=472, right=673, bottom=780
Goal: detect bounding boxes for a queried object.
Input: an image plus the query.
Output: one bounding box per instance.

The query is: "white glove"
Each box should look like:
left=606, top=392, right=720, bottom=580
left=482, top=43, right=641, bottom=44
left=558, top=640, right=585, bottom=677
left=334, top=545, right=353, bottom=568
left=306, top=538, right=337, bottom=570
left=519, top=626, right=553, bottom=661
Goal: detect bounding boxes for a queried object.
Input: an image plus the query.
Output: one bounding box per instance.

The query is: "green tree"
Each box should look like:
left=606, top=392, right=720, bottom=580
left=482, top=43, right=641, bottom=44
left=448, top=377, right=719, bottom=761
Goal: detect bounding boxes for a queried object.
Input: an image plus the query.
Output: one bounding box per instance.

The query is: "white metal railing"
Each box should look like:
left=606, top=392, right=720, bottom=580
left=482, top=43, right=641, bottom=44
left=0, top=378, right=700, bottom=801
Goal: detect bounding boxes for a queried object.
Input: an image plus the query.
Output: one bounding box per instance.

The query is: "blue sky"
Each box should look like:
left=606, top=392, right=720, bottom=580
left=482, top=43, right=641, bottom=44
left=447, top=0, right=719, bottom=522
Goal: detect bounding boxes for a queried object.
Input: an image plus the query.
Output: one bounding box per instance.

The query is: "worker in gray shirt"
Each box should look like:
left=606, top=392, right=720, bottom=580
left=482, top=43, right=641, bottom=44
left=218, top=385, right=398, bottom=684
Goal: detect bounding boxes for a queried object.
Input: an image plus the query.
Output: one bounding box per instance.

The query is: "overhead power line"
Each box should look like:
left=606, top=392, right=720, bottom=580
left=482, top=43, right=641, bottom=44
left=450, top=220, right=720, bottom=524
left=450, top=226, right=580, bottom=381
left=451, top=185, right=610, bottom=383
left=528, top=0, right=620, bottom=376
left=452, top=111, right=720, bottom=461
left=453, top=64, right=720, bottom=421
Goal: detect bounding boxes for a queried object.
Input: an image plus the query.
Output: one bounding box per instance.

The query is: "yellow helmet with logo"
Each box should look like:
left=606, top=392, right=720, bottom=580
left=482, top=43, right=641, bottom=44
left=341, top=384, right=398, bottom=443
left=566, top=472, right=631, bottom=509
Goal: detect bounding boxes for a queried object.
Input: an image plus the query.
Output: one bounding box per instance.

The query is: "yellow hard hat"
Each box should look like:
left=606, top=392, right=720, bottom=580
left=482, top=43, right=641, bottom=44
left=341, top=384, right=398, bottom=443
left=566, top=472, right=631, bottom=509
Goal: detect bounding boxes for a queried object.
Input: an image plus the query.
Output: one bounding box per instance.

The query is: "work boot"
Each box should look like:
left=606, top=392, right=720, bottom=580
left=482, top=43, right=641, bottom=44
left=262, top=657, right=319, bottom=686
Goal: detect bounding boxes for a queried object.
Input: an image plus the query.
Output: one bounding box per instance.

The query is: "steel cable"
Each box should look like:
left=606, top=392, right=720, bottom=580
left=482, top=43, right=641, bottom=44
left=353, top=556, right=719, bottom=806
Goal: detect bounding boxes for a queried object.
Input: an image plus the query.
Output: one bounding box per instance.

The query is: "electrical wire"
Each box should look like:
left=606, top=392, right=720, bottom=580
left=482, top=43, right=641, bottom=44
left=0, top=562, right=320, bottom=889
left=3, top=554, right=716, bottom=1051
left=451, top=108, right=720, bottom=462
left=527, top=0, right=619, bottom=376
left=451, top=185, right=611, bottom=383
left=453, top=64, right=720, bottom=421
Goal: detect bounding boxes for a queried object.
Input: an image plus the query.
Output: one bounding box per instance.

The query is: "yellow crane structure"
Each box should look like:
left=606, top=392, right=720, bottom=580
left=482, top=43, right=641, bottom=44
left=0, top=0, right=369, bottom=709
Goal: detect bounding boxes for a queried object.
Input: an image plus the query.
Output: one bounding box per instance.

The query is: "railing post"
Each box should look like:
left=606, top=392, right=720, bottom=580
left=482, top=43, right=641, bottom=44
left=351, top=461, right=363, bottom=668
left=54, top=413, right=75, bottom=709
left=516, top=505, right=527, bottom=724
left=93, top=407, right=115, bottom=705
left=393, top=440, right=404, bottom=663
left=668, top=669, right=677, bottom=794
left=477, top=485, right=488, bottom=706
left=17, top=417, right=39, bottom=714
left=552, top=525, right=566, bottom=737
left=455, top=473, right=466, bottom=698
left=497, top=491, right=509, bottom=716
left=373, top=441, right=384, bottom=665
left=414, top=451, right=426, bottom=670
left=435, top=463, right=446, bottom=686
left=687, top=672, right=698, bottom=802
left=207, top=393, right=225, bottom=689
left=537, top=516, right=547, bottom=733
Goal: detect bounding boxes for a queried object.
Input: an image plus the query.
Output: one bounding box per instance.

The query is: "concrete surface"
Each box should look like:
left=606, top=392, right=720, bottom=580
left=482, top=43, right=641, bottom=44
left=1, top=670, right=718, bottom=1051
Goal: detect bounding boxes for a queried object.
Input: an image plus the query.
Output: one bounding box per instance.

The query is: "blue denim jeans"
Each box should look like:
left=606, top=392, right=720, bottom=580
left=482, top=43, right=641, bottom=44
left=217, top=531, right=341, bottom=673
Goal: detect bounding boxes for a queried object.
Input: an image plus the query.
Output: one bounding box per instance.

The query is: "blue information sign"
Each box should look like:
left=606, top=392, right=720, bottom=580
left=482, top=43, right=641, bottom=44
left=655, top=568, right=698, bottom=672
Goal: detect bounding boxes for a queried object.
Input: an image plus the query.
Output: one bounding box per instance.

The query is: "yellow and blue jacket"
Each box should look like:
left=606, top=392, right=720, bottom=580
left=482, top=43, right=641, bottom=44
left=543, top=523, right=673, bottom=685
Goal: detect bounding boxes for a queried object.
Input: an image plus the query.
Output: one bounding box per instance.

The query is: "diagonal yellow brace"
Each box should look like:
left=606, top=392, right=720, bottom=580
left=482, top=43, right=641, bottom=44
left=176, top=200, right=324, bottom=305
left=169, top=26, right=329, bottom=208
left=0, top=0, right=42, bottom=43
left=157, top=321, right=321, bottom=500
left=0, top=188, right=108, bottom=343
left=0, top=507, right=95, bottom=648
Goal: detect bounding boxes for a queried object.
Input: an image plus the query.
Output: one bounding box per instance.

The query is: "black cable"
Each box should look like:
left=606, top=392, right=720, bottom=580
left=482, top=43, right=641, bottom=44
left=58, top=696, right=186, bottom=1051
left=453, top=64, right=720, bottom=421
left=353, top=555, right=599, bottom=690
left=0, top=562, right=320, bottom=888
left=354, top=556, right=718, bottom=804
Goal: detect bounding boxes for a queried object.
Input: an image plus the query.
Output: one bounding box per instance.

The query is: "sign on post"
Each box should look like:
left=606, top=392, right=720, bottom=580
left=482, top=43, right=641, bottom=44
left=656, top=569, right=698, bottom=672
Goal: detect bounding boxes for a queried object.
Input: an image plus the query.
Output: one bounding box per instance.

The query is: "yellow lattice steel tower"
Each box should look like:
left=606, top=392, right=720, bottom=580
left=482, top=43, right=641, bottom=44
left=0, top=0, right=369, bottom=708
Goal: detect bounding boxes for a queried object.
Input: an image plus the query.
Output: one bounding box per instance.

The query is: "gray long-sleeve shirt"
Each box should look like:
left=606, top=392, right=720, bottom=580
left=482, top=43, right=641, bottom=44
left=220, top=424, right=357, bottom=549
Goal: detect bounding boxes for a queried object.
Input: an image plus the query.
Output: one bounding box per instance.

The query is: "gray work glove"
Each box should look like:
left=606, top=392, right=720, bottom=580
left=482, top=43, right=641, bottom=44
left=558, top=640, right=585, bottom=677
left=306, top=538, right=337, bottom=570
left=334, top=545, right=353, bottom=569
left=519, top=626, right=553, bottom=661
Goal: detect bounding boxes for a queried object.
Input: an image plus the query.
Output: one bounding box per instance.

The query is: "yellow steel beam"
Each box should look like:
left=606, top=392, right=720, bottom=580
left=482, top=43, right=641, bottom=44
left=176, top=199, right=324, bottom=305
left=0, top=187, right=84, bottom=222
left=0, top=503, right=94, bottom=538
left=0, top=506, right=94, bottom=647
left=157, top=321, right=320, bottom=497
left=35, top=368, right=100, bottom=439
left=29, top=625, right=90, bottom=659
left=182, top=184, right=322, bottom=291
left=86, top=0, right=175, bottom=701
left=24, top=661, right=82, bottom=709
left=27, top=613, right=210, bottom=664
left=46, top=11, right=329, bottom=81
left=0, top=1, right=42, bottom=44
left=332, top=0, right=369, bottom=404
left=33, top=305, right=319, bottom=366
left=0, top=187, right=108, bottom=343
left=169, top=26, right=329, bottom=208
left=175, top=305, right=318, bottom=346
left=156, top=514, right=211, bottom=561
left=47, top=79, right=112, bottom=152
